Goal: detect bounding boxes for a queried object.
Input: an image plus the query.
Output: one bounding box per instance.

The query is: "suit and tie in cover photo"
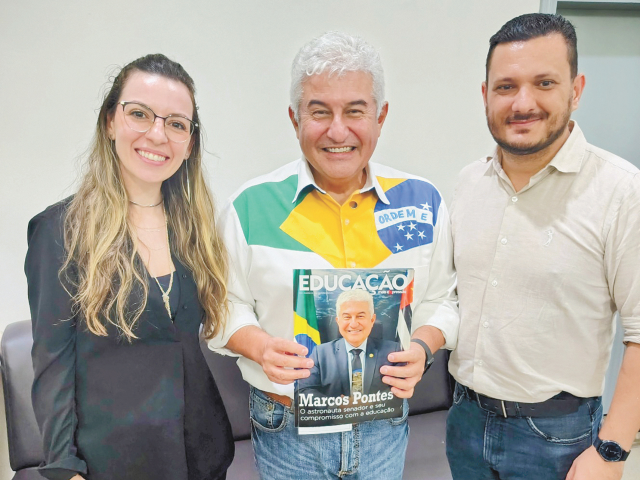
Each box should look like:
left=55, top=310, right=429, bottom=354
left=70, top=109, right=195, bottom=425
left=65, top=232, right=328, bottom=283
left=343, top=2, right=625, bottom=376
left=301, top=337, right=401, bottom=398
left=294, top=268, right=414, bottom=434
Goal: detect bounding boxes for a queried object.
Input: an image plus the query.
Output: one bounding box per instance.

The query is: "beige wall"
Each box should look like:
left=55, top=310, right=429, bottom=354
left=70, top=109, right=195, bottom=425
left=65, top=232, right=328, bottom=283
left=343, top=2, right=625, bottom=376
left=0, top=1, right=539, bottom=476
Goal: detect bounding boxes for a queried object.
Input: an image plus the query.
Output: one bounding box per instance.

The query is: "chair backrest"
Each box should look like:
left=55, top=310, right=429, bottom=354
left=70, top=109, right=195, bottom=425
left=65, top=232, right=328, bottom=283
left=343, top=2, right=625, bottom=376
left=407, top=349, right=454, bottom=415
left=0, top=320, right=44, bottom=471
left=1, top=319, right=453, bottom=462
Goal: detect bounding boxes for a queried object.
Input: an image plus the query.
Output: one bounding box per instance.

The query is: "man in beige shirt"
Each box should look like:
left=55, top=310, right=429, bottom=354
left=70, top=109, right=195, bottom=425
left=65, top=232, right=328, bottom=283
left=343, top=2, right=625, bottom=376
left=447, top=13, right=640, bottom=480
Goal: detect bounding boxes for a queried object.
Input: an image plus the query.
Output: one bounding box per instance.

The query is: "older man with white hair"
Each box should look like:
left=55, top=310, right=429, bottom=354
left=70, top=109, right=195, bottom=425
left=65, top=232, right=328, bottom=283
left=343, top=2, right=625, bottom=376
left=208, top=32, right=459, bottom=479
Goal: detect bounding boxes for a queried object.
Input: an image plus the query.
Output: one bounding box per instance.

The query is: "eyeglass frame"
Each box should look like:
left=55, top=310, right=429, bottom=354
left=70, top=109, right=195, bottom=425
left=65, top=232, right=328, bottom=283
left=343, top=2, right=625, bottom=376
left=118, top=101, right=198, bottom=142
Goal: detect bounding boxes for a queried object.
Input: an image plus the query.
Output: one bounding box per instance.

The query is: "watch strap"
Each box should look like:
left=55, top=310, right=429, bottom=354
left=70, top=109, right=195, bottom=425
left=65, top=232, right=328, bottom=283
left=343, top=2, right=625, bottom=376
left=411, top=338, right=434, bottom=375
left=594, top=436, right=631, bottom=462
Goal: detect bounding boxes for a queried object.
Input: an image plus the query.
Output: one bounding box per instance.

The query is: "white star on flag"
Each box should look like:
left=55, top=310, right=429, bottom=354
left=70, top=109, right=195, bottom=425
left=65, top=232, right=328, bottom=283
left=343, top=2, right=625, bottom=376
left=405, top=232, right=413, bottom=240
left=420, top=201, right=431, bottom=210
left=408, top=222, right=417, bottom=231
left=418, top=230, right=426, bottom=239
left=395, top=243, right=403, bottom=251
left=397, top=224, right=405, bottom=231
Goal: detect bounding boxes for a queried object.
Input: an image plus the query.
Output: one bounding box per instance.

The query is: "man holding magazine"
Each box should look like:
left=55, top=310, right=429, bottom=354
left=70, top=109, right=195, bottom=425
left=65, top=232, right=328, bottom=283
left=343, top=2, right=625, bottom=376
left=208, top=31, right=459, bottom=479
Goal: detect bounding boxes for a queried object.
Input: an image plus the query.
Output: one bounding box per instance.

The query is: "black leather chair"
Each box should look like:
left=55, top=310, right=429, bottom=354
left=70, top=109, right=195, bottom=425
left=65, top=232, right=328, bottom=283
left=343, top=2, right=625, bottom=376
left=403, top=349, right=454, bottom=479
left=2, top=320, right=453, bottom=480
left=0, top=320, right=44, bottom=479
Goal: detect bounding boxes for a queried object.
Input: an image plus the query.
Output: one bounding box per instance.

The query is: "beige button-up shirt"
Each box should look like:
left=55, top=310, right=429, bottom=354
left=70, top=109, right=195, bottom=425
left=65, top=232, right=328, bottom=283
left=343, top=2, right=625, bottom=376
left=449, top=122, right=640, bottom=403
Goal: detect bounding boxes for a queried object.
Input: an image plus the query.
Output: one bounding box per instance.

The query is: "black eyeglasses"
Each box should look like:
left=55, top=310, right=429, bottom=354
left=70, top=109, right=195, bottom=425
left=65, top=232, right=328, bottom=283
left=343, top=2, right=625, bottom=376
left=119, top=101, right=197, bottom=143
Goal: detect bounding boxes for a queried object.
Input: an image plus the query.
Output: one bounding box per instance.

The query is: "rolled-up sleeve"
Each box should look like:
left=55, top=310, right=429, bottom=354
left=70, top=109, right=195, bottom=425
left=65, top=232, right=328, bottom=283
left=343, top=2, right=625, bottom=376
left=207, top=201, right=261, bottom=355
left=411, top=200, right=459, bottom=350
left=25, top=209, right=87, bottom=480
left=605, top=173, right=640, bottom=345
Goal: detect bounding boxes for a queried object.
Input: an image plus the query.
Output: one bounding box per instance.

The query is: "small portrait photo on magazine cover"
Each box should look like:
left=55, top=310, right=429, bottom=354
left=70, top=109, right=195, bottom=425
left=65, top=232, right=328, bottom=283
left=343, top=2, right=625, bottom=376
left=298, top=288, right=400, bottom=397
left=293, top=268, right=414, bottom=434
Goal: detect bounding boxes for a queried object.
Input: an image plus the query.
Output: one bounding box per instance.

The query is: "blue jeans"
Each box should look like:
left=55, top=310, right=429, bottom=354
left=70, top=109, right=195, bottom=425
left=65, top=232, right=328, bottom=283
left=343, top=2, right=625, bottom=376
left=250, top=387, right=409, bottom=479
left=446, top=382, right=603, bottom=480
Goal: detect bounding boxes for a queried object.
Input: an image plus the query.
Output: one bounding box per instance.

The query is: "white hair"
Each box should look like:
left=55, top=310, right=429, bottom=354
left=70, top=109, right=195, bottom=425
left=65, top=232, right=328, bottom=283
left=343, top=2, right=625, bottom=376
left=290, top=31, right=386, bottom=121
left=336, top=289, right=375, bottom=317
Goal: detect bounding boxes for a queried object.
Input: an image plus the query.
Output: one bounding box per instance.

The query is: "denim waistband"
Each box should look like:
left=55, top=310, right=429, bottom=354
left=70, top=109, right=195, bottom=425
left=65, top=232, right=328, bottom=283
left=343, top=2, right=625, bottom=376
left=458, top=383, right=597, bottom=418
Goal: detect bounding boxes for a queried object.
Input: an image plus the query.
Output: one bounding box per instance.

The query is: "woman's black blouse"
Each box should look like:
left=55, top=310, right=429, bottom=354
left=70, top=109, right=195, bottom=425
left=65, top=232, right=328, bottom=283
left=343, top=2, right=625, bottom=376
left=25, top=199, right=234, bottom=480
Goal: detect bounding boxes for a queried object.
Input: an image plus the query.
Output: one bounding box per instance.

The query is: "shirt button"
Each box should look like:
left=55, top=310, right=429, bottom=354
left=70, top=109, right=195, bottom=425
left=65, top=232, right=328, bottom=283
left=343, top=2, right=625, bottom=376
left=182, top=274, right=187, bottom=279
left=511, top=196, right=518, bottom=203
left=501, top=238, right=507, bottom=245
left=491, top=280, right=498, bottom=287
left=477, top=360, right=484, bottom=366
left=182, top=305, right=188, bottom=310
left=344, top=219, right=350, bottom=225
left=349, top=201, right=358, bottom=209
left=483, top=322, right=489, bottom=328
left=349, top=262, right=356, bottom=268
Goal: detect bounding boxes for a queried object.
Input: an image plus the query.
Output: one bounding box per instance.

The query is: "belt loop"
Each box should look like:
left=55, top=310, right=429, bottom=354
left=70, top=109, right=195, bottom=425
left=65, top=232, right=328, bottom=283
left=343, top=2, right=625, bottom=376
left=501, top=400, right=507, bottom=418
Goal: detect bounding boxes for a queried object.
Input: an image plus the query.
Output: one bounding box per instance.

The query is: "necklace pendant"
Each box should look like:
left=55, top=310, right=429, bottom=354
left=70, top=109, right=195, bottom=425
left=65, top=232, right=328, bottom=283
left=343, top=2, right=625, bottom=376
left=162, top=293, right=171, bottom=317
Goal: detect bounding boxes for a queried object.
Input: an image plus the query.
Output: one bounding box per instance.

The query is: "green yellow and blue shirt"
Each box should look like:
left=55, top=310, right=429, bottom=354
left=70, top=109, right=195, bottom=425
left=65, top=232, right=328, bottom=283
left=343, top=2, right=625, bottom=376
left=209, top=159, right=459, bottom=398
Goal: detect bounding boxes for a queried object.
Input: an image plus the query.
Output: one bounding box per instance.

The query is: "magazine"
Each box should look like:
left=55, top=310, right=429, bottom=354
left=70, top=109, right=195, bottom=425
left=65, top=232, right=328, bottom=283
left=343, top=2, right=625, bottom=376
left=294, top=268, right=414, bottom=435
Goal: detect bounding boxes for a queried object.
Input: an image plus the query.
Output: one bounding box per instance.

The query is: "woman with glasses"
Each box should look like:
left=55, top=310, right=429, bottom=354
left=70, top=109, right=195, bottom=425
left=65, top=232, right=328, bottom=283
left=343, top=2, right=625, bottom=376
left=25, top=54, right=234, bottom=480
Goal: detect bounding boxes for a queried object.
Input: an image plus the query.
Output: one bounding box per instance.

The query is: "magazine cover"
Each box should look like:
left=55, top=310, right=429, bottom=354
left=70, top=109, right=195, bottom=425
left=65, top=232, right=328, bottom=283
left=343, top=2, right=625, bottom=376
left=294, top=268, right=414, bottom=435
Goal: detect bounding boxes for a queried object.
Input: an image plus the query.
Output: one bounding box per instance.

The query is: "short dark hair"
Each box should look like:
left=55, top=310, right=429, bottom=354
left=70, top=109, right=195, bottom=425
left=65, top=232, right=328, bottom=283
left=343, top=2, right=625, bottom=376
left=486, top=13, right=578, bottom=80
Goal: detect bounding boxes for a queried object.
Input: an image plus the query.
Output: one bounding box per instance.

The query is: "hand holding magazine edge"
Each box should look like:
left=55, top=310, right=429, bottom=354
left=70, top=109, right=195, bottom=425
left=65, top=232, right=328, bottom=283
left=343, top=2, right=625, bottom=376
left=382, top=325, right=445, bottom=398
left=226, top=325, right=313, bottom=384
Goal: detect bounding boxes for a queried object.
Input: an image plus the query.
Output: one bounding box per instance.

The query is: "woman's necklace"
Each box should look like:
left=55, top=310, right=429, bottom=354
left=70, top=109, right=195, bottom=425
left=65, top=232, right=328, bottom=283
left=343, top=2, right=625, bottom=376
left=133, top=223, right=164, bottom=232
left=152, top=209, right=174, bottom=318
left=129, top=198, right=163, bottom=208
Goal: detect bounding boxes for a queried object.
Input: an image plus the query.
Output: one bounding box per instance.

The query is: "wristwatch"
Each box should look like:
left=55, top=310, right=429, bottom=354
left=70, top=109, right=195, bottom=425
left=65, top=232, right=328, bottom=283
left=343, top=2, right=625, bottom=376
left=410, top=338, right=435, bottom=375
left=593, top=437, right=630, bottom=462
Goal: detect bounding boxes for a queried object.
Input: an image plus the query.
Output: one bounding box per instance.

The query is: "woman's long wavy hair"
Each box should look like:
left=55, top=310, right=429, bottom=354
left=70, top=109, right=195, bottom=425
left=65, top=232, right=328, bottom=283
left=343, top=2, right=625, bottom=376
left=61, top=54, right=227, bottom=341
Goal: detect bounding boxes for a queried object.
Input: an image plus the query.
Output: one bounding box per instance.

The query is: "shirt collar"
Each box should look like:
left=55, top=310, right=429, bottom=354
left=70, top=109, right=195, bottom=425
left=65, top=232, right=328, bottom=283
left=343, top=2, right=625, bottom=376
left=292, top=159, right=390, bottom=205
left=345, top=338, right=368, bottom=355
left=547, top=121, right=586, bottom=173
left=485, top=120, right=586, bottom=175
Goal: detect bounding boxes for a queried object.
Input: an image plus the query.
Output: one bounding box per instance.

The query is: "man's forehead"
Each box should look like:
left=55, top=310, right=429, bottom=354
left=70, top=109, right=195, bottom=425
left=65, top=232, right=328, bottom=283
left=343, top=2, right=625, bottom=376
left=301, top=71, right=375, bottom=103
left=307, top=99, right=369, bottom=109
left=339, top=300, right=372, bottom=314
left=489, top=34, right=571, bottom=79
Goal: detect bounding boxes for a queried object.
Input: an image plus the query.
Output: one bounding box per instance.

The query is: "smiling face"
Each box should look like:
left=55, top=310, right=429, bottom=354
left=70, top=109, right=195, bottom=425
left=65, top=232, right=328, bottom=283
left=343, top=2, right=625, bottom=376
left=336, top=300, right=376, bottom=348
left=483, top=34, right=584, bottom=157
left=289, top=71, right=388, bottom=195
left=107, top=71, right=194, bottom=195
